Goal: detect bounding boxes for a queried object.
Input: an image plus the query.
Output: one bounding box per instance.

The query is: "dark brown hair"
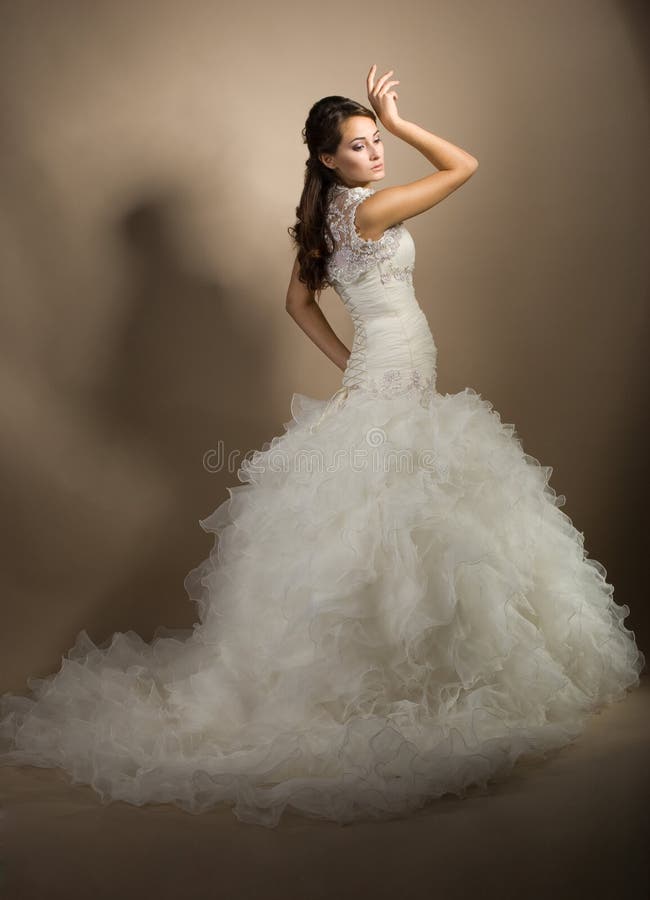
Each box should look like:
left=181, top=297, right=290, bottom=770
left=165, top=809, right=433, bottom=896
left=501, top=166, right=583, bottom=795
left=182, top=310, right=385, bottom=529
left=287, top=96, right=376, bottom=298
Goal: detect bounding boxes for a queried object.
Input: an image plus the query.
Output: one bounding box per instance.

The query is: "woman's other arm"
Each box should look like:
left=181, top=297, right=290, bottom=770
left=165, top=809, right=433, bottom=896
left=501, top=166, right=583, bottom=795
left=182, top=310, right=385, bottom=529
left=285, top=255, right=350, bottom=372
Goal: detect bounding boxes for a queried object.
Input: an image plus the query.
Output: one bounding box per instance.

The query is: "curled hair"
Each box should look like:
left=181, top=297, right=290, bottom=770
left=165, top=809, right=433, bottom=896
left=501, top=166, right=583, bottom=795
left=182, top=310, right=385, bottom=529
left=287, top=96, right=376, bottom=297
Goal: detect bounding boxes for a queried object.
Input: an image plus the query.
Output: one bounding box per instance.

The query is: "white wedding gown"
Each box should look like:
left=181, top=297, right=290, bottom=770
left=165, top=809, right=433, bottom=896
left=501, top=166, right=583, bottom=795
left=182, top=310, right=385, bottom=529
left=0, top=182, right=645, bottom=828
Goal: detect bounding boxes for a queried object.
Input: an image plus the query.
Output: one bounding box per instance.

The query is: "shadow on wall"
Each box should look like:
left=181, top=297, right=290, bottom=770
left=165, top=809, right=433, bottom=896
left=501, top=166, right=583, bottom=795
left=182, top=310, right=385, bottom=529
left=2, top=188, right=274, bottom=687
left=82, top=192, right=275, bottom=646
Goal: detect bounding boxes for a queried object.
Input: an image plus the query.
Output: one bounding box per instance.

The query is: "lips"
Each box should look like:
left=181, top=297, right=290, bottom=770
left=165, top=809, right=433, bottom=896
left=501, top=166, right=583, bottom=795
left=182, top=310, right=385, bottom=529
left=372, top=164, right=384, bottom=170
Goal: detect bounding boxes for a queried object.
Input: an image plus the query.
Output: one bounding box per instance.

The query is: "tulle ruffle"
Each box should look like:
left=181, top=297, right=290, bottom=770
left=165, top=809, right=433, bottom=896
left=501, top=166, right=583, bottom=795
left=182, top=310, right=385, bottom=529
left=0, top=384, right=645, bottom=827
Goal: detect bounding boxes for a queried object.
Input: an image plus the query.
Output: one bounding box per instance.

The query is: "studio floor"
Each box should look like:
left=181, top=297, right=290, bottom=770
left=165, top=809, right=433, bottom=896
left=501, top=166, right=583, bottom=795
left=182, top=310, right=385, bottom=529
left=1, top=678, right=648, bottom=900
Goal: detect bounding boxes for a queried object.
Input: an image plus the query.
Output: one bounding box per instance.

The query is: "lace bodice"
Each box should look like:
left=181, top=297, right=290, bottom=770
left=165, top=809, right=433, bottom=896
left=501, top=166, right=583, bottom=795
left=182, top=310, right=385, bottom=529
left=324, top=183, right=412, bottom=286
left=315, top=183, right=438, bottom=426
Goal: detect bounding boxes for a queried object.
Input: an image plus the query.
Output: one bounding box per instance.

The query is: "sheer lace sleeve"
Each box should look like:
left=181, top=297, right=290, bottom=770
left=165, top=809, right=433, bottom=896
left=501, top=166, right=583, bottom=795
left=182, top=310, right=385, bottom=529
left=325, top=185, right=401, bottom=285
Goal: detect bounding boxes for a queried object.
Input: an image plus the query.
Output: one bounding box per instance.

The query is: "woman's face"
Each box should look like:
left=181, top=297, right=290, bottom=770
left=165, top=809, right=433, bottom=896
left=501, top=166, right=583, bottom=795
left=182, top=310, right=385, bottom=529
left=320, top=116, right=385, bottom=187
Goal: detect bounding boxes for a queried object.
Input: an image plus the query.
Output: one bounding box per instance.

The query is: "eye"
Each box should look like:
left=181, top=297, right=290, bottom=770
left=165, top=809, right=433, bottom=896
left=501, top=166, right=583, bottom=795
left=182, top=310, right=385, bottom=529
left=353, top=138, right=382, bottom=151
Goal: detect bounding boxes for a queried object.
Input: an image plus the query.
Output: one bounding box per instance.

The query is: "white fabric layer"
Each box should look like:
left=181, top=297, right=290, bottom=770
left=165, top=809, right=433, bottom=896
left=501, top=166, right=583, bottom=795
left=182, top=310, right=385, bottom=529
left=0, top=384, right=643, bottom=827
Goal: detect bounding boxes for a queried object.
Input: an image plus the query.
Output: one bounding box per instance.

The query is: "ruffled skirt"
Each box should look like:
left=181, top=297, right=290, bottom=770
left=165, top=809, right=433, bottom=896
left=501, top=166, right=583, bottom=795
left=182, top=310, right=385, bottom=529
left=0, top=385, right=645, bottom=827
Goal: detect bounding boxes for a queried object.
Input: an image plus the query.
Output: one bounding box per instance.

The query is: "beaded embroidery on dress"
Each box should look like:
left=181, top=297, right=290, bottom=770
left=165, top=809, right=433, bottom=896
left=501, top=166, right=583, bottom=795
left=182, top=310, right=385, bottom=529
left=0, top=181, right=644, bottom=829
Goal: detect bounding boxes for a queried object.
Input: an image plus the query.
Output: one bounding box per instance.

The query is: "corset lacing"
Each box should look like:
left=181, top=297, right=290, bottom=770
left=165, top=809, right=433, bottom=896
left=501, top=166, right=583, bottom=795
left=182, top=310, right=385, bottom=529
left=341, top=308, right=368, bottom=391
left=307, top=305, right=368, bottom=434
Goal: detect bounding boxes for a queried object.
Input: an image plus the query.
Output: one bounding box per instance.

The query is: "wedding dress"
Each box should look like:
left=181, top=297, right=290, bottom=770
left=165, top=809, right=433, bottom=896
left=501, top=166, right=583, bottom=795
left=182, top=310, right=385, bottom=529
left=0, top=182, right=645, bottom=828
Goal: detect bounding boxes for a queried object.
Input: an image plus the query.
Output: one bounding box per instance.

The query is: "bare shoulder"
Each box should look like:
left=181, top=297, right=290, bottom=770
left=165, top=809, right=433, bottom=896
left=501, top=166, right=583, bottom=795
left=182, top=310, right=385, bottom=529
left=355, top=165, right=479, bottom=239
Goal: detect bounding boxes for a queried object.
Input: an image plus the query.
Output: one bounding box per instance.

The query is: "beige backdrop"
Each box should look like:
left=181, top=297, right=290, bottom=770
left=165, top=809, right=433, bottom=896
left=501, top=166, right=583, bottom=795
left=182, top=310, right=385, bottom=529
left=1, top=0, right=648, bottom=690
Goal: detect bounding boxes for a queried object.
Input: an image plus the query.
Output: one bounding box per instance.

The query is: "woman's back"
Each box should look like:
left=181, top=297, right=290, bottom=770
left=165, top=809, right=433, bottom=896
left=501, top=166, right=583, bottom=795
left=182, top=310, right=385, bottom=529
left=324, top=181, right=438, bottom=399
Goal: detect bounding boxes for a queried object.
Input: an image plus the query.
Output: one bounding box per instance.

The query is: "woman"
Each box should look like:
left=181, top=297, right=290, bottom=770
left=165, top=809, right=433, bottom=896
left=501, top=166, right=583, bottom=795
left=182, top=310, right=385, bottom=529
left=0, top=66, right=644, bottom=829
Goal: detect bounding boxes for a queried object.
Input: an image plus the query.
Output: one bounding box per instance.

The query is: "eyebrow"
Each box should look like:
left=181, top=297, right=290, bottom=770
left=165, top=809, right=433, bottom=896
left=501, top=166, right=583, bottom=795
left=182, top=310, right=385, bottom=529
left=347, top=130, right=380, bottom=144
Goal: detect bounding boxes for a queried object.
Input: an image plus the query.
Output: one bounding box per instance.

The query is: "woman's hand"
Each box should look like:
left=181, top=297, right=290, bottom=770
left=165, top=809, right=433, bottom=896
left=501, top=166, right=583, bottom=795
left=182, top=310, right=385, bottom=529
left=366, top=64, right=402, bottom=131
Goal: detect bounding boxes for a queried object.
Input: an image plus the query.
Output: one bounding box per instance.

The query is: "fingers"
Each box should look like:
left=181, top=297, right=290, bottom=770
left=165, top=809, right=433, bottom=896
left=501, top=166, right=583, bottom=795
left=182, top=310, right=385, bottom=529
left=379, top=79, right=400, bottom=94
left=374, top=68, right=394, bottom=93
left=367, top=65, right=399, bottom=98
